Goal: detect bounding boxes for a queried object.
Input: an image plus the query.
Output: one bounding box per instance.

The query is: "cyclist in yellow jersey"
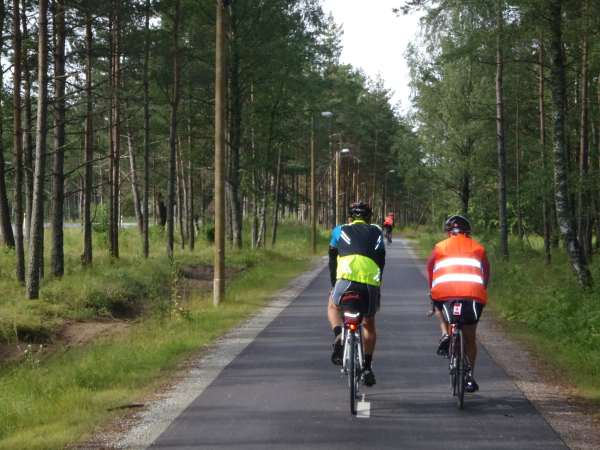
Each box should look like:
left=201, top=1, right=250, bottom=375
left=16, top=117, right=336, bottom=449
left=328, top=201, right=385, bottom=386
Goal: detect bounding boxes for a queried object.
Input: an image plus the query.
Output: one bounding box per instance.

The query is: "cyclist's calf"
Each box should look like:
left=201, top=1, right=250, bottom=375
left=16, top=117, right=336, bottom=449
left=462, top=324, right=478, bottom=369
left=362, top=316, right=376, bottom=354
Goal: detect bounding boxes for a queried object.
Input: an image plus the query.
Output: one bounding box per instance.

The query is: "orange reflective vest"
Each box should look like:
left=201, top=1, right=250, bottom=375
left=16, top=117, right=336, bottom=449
left=429, top=234, right=488, bottom=303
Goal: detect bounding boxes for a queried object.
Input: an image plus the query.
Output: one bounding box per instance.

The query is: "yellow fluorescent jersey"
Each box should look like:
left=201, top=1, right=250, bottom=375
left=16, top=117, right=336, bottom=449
left=329, top=220, right=385, bottom=286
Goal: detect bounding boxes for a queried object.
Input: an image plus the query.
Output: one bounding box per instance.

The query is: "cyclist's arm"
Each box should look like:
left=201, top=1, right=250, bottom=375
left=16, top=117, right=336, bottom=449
left=328, top=226, right=342, bottom=287
left=373, top=229, right=386, bottom=274
left=482, top=252, right=490, bottom=287
left=426, top=252, right=436, bottom=288
left=328, top=246, right=338, bottom=287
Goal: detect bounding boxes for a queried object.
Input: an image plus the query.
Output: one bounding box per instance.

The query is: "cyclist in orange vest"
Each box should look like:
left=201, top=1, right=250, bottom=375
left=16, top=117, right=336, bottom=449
left=382, top=213, right=394, bottom=243
left=426, top=215, right=490, bottom=393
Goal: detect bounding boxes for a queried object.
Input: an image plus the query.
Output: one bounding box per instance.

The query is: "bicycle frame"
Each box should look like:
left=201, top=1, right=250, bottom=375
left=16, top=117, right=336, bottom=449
left=342, top=312, right=364, bottom=372
left=447, top=305, right=467, bottom=409
left=342, top=311, right=364, bottom=415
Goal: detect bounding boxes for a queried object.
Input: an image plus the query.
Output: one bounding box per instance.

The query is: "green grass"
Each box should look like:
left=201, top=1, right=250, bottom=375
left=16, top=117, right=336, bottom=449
left=405, top=227, right=600, bottom=405
left=0, top=222, right=330, bottom=449
left=0, top=227, right=176, bottom=344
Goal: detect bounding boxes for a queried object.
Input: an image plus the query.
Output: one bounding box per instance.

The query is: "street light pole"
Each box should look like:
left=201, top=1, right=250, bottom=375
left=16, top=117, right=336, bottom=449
left=354, top=158, right=360, bottom=202
left=382, top=169, right=395, bottom=221
left=335, top=150, right=341, bottom=225
left=336, top=148, right=351, bottom=224
left=310, top=114, right=316, bottom=254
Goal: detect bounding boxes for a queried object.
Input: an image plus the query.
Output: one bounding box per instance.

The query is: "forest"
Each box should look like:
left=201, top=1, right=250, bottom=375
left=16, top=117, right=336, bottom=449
left=0, top=0, right=407, bottom=300
left=0, top=0, right=597, bottom=297
left=401, top=0, right=600, bottom=288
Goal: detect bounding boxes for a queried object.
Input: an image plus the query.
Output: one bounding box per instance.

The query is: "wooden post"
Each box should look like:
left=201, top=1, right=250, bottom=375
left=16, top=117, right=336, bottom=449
left=214, top=0, right=227, bottom=306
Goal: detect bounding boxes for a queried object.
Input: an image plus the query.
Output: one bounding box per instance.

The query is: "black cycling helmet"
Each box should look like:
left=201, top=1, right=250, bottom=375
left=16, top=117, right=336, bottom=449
left=348, top=201, right=372, bottom=221
left=444, top=214, right=471, bottom=234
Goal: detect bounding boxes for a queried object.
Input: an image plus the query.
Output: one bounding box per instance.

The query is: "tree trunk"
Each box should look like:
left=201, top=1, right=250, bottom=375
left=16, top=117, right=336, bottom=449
left=539, top=38, right=551, bottom=264
left=142, top=0, right=150, bottom=258
left=109, top=0, right=120, bottom=258
left=370, top=130, right=378, bottom=222
left=186, top=115, right=195, bottom=251
left=515, top=87, right=523, bottom=241
left=167, top=0, right=181, bottom=259
left=188, top=157, right=195, bottom=251
left=577, top=7, right=591, bottom=259
left=249, top=82, right=258, bottom=248
left=26, top=0, right=49, bottom=298
left=548, top=0, right=592, bottom=287
left=82, top=12, right=93, bottom=266
left=271, top=148, right=282, bottom=247
left=0, top=0, right=14, bottom=248
left=51, top=0, right=66, bottom=277
left=596, top=68, right=600, bottom=251
left=228, top=7, right=243, bottom=249
left=225, top=184, right=233, bottom=243
left=256, top=172, right=267, bottom=248
left=460, top=170, right=470, bottom=216
left=251, top=174, right=259, bottom=248
left=13, top=0, right=25, bottom=283
left=21, top=0, right=33, bottom=243
left=126, top=121, right=143, bottom=234
left=495, top=0, right=509, bottom=259
left=176, top=138, right=186, bottom=248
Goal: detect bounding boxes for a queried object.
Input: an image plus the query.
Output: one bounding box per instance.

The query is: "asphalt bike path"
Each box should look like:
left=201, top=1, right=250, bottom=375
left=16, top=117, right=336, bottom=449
left=150, top=239, right=567, bottom=449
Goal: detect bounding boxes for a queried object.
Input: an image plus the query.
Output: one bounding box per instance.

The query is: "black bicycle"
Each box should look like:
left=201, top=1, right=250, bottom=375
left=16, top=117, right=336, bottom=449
left=446, top=300, right=468, bottom=409
left=383, top=226, right=392, bottom=244
left=339, top=292, right=366, bottom=415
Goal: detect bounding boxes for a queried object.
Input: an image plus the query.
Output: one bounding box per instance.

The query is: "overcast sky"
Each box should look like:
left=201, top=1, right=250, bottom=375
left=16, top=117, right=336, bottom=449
left=320, top=0, right=422, bottom=112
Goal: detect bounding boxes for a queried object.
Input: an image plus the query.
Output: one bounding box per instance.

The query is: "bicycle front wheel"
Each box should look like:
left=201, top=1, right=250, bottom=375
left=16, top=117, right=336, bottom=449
left=455, top=331, right=465, bottom=409
left=347, top=333, right=357, bottom=415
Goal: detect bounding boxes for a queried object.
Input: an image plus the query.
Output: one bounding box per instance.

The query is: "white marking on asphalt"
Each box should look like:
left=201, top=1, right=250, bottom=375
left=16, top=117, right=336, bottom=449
left=356, top=394, right=371, bottom=419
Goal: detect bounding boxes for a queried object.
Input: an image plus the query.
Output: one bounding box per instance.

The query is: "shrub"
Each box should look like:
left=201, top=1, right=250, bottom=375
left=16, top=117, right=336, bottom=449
left=205, top=224, right=215, bottom=243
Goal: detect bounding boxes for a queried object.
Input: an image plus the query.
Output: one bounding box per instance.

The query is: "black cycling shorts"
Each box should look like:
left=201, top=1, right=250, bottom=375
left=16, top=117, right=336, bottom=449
left=330, top=279, right=380, bottom=318
left=433, top=299, right=484, bottom=325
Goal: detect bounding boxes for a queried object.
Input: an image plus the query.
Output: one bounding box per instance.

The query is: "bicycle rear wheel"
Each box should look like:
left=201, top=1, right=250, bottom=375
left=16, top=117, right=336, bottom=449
left=347, top=333, right=357, bottom=415
left=449, top=336, right=457, bottom=396
left=455, top=331, right=465, bottom=409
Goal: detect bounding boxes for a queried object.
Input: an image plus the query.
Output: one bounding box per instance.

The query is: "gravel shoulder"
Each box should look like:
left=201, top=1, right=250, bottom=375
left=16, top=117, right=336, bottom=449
left=478, top=314, right=600, bottom=450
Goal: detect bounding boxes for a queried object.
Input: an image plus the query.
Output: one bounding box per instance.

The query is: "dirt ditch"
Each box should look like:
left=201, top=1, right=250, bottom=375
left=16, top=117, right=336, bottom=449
left=1, top=264, right=243, bottom=366
left=175, top=264, right=242, bottom=301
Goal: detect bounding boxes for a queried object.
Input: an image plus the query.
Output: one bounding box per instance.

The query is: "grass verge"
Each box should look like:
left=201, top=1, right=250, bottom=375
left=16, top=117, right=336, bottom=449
left=0, top=223, right=329, bottom=449
left=404, top=226, right=600, bottom=407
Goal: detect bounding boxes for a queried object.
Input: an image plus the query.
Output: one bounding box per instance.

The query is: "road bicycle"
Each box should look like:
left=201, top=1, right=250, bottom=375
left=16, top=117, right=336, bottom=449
left=446, top=300, right=469, bottom=409
left=383, top=226, right=392, bottom=244
left=339, top=291, right=366, bottom=416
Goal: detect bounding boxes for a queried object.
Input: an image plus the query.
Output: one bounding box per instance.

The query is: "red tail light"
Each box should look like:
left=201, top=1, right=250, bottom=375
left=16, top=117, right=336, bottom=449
left=343, top=311, right=362, bottom=328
